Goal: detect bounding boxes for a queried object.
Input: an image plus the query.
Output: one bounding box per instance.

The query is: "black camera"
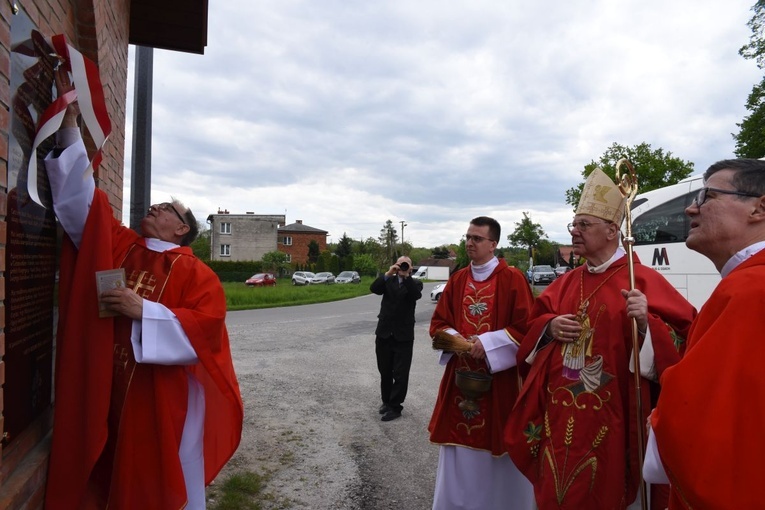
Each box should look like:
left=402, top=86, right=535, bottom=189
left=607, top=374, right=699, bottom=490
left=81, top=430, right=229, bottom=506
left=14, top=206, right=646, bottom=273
left=399, top=261, right=410, bottom=271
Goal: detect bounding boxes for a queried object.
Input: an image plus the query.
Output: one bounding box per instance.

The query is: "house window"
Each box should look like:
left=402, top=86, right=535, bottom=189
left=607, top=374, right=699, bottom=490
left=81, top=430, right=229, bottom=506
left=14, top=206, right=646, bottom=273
left=285, top=253, right=292, bottom=263
left=220, top=222, right=231, bottom=234
left=282, top=236, right=292, bottom=246
left=220, top=244, right=231, bottom=257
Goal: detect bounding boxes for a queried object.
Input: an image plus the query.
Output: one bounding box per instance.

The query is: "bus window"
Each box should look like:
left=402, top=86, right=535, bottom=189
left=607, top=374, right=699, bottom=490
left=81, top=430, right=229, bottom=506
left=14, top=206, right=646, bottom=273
left=632, top=192, right=695, bottom=245
left=629, top=176, right=720, bottom=309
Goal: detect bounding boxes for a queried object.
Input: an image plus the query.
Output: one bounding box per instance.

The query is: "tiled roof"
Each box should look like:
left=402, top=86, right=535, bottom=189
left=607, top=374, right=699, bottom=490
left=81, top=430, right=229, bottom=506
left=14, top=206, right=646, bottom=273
left=278, top=223, right=328, bottom=234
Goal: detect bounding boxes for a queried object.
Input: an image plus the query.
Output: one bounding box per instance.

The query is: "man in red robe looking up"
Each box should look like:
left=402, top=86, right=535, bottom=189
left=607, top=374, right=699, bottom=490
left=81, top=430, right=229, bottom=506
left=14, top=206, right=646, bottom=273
left=645, top=159, right=765, bottom=508
left=428, top=216, right=535, bottom=509
left=505, top=169, right=696, bottom=509
left=43, top=76, right=243, bottom=509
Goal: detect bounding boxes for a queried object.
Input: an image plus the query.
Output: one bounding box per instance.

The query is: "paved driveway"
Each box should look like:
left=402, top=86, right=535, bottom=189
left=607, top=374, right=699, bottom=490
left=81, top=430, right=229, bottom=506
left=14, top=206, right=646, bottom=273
left=219, top=282, right=443, bottom=509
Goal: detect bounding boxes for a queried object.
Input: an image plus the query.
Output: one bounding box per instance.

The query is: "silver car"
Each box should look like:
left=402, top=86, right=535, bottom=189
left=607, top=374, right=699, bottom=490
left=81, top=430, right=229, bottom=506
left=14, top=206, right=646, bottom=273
left=291, top=271, right=315, bottom=286
left=431, top=282, right=447, bottom=302
left=336, top=271, right=360, bottom=284
left=310, top=272, right=336, bottom=285
left=530, top=265, right=556, bottom=285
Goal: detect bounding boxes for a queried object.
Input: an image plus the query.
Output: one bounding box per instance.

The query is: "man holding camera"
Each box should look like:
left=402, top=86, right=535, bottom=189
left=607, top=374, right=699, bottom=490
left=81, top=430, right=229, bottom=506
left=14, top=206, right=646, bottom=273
left=370, top=256, right=423, bottom=421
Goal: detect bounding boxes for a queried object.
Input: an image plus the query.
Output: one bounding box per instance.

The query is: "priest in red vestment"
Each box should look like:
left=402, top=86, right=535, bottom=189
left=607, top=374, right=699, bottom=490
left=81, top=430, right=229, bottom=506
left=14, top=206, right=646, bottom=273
left=428, top=216, right=535, bottom=510
left=43, top=100, right=243, bottom=509
left=505, top=169, right=696, bottom=510
left=646, top=159, right=765, bottom=509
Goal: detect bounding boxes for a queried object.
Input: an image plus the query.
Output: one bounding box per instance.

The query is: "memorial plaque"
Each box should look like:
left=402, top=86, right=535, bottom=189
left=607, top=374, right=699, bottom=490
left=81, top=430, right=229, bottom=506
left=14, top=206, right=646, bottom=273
left=4, top=15, right=59, bottom=446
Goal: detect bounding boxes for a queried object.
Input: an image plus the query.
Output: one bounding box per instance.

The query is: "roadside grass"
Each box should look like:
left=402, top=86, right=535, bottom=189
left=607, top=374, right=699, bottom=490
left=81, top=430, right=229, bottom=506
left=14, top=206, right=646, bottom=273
left=207, top=471, right=264, bottom=510
left=207, top=432, right=306, bottom=509
left=224, top=278, right=373, bottom=310
left=206, top=469, right=294, bottom=510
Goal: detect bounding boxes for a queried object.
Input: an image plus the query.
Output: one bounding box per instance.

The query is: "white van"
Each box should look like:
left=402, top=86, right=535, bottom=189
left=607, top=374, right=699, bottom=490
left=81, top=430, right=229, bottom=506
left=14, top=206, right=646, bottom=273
left=629, top=175, right=719, bottom=310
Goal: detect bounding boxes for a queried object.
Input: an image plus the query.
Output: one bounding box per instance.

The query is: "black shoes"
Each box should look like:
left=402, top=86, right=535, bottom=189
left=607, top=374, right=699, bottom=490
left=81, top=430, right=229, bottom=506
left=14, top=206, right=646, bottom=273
left=381, top=409, right=401, bottom=422
left=378, top=403, right=401, bottom=421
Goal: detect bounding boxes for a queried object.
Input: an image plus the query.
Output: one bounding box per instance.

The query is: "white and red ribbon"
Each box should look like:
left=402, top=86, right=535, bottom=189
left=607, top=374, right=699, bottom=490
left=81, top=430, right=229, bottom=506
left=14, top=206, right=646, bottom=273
left=27, top=34, right=112, bottom=207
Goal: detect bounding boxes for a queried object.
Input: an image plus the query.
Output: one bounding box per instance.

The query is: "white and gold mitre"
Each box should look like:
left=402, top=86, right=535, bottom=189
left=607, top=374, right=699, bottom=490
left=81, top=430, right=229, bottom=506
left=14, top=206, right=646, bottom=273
left=575, top=167, right=626, bottom=224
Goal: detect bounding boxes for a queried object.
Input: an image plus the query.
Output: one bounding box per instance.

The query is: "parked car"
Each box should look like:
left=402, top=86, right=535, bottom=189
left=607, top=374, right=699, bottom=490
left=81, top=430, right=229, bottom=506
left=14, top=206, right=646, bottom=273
left=245, top=273, right=276, bottom=286
left=530, top=265, right=556, bottom=285
left=310, top=272, right=336, bottom=284
left=555, top=266, right=573, bottom=277
left=291, top=271, right=315, bottom=286
left=431, top=282, right=447, bottom=302
left=336, top=271, right=361, bottom=284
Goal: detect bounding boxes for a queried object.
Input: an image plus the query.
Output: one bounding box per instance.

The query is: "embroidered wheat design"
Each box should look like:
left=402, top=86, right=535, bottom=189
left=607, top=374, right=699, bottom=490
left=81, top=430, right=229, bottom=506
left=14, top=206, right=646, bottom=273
left=592, top=426, right=608, bottom=449
left=564, top=416, right=574, bottom=446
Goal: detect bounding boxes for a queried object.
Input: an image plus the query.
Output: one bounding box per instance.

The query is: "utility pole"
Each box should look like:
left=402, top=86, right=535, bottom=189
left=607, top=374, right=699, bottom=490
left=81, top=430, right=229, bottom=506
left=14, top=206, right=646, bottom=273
left=400, top=221, right=407, bottom=248
left=130, top=46, right=153, bottom=232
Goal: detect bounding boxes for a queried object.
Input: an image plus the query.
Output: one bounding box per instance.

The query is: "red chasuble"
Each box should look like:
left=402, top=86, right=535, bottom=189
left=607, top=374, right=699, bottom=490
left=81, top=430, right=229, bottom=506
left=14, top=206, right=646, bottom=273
left=45, top=190, right=243, bottom=509
left=505, top=255, right=695, bottom=510
left=428, top=260, right=534, bottom=455
left=652, top=249, right=765, bottom=509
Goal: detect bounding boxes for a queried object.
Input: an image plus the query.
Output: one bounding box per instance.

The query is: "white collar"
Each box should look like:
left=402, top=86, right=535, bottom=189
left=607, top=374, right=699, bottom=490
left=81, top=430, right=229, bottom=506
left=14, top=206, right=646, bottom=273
left=720, top=241, right=765, bottom=278
left=470, top=257, right=499, bottom=282
left=586, top=246, right=626, bottom=274
left=145, top=237, right=179, bottom=253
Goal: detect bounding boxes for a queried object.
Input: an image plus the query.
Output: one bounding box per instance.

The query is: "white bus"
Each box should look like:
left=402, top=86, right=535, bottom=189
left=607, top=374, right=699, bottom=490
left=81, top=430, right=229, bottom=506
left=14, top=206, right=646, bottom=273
left=629, top=174, right=720, bottom=310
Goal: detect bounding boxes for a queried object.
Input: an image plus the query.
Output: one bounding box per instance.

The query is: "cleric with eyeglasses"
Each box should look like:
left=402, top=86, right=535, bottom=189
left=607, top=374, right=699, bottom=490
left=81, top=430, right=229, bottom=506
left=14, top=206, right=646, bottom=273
left=647, top=158, right=765, bottom=508
left=41, top=73, right=243, bottom=510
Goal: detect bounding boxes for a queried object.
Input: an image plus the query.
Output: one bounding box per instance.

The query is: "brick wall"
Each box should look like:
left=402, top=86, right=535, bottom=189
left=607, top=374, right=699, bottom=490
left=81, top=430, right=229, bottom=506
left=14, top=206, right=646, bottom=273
left=281, top=232, right=328, bottom=266
left=0, top=0, right=130, bottom=507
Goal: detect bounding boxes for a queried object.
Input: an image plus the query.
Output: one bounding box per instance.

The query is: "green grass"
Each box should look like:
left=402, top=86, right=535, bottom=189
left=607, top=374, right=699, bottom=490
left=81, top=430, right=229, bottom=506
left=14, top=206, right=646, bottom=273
left=224, top=277, right=372, bottom=311
left=207, top=471, right=265, bottom=510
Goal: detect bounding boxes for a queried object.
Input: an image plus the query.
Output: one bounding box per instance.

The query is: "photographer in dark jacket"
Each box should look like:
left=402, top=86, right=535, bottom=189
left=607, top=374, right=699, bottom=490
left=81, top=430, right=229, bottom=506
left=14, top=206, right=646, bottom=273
left=370, top=256, right=423, bottom=422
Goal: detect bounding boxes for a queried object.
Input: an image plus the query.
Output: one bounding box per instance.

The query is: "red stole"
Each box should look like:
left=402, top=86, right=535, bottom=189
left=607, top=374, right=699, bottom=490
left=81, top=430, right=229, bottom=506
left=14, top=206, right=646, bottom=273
left=429, top=272, right=521, bottom=455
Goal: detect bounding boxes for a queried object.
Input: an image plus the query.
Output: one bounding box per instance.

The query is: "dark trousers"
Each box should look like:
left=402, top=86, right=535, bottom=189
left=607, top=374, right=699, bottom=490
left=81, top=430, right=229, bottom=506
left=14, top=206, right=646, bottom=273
left=375, top=335, right=414, bottom=412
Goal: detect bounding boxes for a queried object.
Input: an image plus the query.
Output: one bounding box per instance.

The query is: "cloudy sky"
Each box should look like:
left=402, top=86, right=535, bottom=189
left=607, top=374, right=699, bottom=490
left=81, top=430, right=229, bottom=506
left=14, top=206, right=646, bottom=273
left=123, top=0, right=762, bottom=247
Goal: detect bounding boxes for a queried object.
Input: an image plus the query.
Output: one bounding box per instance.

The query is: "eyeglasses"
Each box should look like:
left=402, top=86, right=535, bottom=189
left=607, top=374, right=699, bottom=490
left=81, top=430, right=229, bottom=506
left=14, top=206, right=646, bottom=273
left=567, top=220, right=611, bottom=234
left=465, top=234, right=495, bottom=243
left=693, top=187, right=761, bottom=207
left=154, top=203, right=187, bottom=225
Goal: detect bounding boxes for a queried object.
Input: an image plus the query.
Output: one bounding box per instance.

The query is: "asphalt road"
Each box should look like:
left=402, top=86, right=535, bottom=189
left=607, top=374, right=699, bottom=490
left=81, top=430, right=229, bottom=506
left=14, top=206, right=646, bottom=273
left=217, top=282, right=445, bottom=509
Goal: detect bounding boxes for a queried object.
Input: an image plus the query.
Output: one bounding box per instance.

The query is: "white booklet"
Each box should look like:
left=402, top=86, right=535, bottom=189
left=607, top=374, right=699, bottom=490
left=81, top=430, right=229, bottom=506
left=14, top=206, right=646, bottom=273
left=95, top=268, right=126, bottom=318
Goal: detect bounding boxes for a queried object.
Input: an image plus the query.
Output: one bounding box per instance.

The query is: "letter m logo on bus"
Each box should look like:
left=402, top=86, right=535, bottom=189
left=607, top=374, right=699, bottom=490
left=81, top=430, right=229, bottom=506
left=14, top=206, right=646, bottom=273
left=652, top=247, right=670, bottom=266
